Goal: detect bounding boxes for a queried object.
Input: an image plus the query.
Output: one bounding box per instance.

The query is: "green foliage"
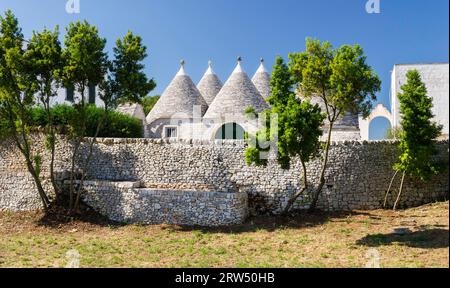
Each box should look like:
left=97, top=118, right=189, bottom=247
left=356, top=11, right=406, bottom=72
left=245, top=56, right=325, bottom=169
left=0, top=9, right=35, bottom=140
left=1, top=11, right=154, bottom=211
left=394, top=70, right=443, bottom=181
left=62, top=21, right=108, bottom=95
left=288, top=38, right=381, bottom=120
left=0, top=10, right=51, bottom=207
left=283, top=39, right=380, bottom=211
left=0, top=10, right=26, bottom=105
left=22, top=27, right=63, bottom=102
left=385, top=126, right=403, bottom=140
left=30, top=105, right=143, bottom=138
left=0, top=116, right=11, bottom=140
left=112, top=31, right=156, bottom=105
left=142, top=95, right=160, bottom=115
left=33, top=154, right=42, bottom=176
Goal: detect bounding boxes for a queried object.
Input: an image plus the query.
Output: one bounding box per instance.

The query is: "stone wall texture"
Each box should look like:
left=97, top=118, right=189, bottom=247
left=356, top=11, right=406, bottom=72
left=0, top=136, right=449, bottom=222
left=80, top=180, right=248, bottom=226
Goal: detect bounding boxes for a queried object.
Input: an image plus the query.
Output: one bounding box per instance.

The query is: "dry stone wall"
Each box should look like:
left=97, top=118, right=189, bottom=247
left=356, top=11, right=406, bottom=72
left=80, top=180, right=248, bottom=226
left=0, top=136, right=448, bottom=221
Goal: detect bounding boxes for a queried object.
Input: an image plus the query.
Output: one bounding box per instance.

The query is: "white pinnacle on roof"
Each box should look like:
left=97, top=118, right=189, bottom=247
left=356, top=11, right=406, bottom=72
left=232, top=56, right=245, bottom=73
left=204, top=57, right=269, bottom=119
left=197, top=60, right=223, bottom=106
left=205, top=60, right=215, bottom=74
left=146, top=60, right=208, bottom=123
left=252, top=58, right=271, bottom=99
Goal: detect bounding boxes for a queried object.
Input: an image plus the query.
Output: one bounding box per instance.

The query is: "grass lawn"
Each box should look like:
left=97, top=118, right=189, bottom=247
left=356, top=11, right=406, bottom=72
left=0, top=201, right=448, bottom=268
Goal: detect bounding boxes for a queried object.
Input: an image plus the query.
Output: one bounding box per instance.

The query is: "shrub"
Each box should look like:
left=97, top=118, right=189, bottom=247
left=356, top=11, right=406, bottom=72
left=0, top=117, right=11, bottom=140
left=30, top=105, right=143, bottom=138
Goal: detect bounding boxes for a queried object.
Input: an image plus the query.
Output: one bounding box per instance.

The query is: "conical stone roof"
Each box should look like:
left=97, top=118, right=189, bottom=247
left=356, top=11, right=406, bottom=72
left=204, top=58, right=269, bottom=119
left=197, top=61, right=223, bottom=105
left=251, top=58, right=271, bottom=99
left=117, top=102, right=147, bottom=124
left=147, top=61, right=208, bottom=123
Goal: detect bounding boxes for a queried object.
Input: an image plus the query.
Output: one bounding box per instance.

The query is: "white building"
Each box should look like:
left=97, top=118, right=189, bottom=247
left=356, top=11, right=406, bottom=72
left=50, top=84, right=104, bottom=107
left=360, top=62, right=449, bottom=140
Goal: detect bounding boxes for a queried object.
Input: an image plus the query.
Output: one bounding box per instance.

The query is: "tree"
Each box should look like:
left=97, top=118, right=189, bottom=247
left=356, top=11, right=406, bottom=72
left=23, top=27, right=63, bottom=202
left=0, top=10, right=50, bottom=208
left=384, top=70, right=442, bottom=210
left=245, top=56, right=325, bottom=214
left=111, top=31, right=156, bottom=106
left=142, top=95, right=160, bottom=115
left=289, top=38, right=381, bottom=211
left=61, top=20, right=109, bottom=211
left=62, top=24, right=155, bottom=212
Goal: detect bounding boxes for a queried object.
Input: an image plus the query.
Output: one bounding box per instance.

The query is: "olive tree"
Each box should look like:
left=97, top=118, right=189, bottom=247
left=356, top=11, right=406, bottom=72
left=289, top=38, right=381, bottom=211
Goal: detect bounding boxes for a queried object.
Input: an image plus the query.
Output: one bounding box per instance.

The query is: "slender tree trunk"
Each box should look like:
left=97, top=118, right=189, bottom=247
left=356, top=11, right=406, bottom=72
left=18, top=107, right=51, bottom=209
left=69, top=140, right=80, bottom=210
left=69, top=85, right=86, bottom=211
left=383, top=170, right=399, bottom=208
left=12, top=126, right=50, bottom=209
left=73, top=110, right=108, bottom=211
left=43, top=96, right=59, bottom=204
left=309, top=121, right=334, bottom=212
left=49, top=133, right=58, bottom=203
left=283, top=158, right=308, bottom=215
left=25, top=158, right=50, bottom=208
left=6, top=101, right=50, bottom=209
left=393, top=172, right=406, bottom=211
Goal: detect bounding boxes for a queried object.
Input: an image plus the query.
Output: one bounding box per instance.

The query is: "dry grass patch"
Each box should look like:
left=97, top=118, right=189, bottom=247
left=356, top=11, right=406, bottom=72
left=0, top=202, right=448, bottom=268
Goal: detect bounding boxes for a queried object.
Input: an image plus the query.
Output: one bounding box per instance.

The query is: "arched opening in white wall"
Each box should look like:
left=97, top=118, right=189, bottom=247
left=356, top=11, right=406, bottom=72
left=369, top=117, right=392, bottom=140
left=215, top=123, right=245, bottom=140
left=359, top=104, right=394, bottom=140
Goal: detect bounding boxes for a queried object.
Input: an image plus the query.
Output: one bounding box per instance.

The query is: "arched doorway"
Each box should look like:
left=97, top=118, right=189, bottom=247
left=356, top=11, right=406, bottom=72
left=359, top=104, right=394, bottom=140
left=215, top=123, right=245, bottom=140
left=369, top=117, right=392, bottom=140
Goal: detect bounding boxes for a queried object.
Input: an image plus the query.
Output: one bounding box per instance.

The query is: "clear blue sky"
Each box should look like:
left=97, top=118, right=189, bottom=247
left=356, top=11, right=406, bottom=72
left=1, top=0, right=448, bottom=139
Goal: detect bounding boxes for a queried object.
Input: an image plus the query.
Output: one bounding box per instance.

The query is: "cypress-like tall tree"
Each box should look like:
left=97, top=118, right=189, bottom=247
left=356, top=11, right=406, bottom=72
left=385, top=70, right=443, bottom=210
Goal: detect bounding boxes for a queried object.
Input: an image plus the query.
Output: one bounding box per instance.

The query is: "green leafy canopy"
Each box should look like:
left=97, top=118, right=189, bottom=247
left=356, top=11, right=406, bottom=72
left=288, top=38, right=381, bottom=121
left=245, top=56, right=325, bottom=169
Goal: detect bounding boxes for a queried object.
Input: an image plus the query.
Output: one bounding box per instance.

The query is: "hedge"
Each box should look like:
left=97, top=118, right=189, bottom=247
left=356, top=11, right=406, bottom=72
left=30, top=105, right=143, bottom=138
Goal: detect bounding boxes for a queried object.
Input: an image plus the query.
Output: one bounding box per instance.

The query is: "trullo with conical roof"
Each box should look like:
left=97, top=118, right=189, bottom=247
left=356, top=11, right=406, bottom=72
left=204, top=57, right=269, bottom=140
left=251, top=58, right=271, bottom=99
left=197, top=60, right=223, bottom=106
left=146, top=60, right=208, bottom=139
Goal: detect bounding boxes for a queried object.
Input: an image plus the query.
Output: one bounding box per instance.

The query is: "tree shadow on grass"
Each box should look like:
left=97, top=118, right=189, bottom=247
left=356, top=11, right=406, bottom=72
left=356, top=227, right=449, bottom=249
left=36, top=204, right=124, bottom=229
left=174, top=210, right=360, bottom=234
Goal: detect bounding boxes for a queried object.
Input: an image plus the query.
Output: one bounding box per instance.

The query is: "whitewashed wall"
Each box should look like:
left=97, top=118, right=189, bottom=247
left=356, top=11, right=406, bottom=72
left=391, top=63, right=449, bottom=136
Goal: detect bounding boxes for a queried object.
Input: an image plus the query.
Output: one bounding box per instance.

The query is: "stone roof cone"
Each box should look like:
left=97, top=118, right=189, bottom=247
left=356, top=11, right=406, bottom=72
left=197, top=60, right=223, bottom=105
left=204, top=57, right=269, bottom=119
left=252, top=58, right=271, bottom=99
left=117, top=102, right=147, bottom=122
left=147, top=60, right=208, bottom=123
